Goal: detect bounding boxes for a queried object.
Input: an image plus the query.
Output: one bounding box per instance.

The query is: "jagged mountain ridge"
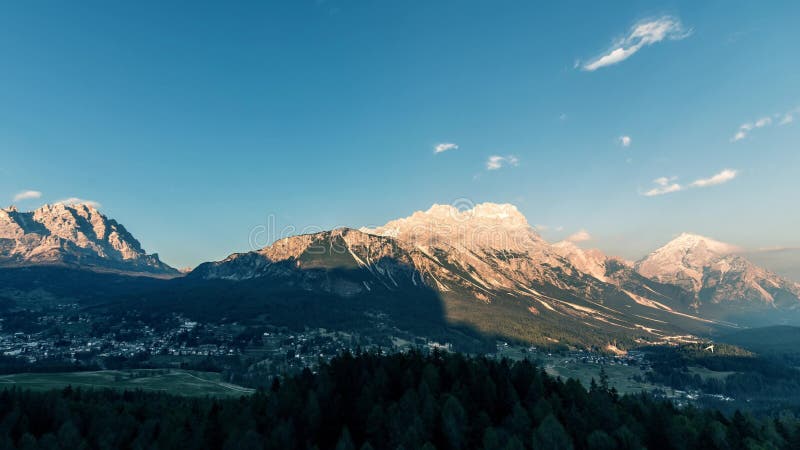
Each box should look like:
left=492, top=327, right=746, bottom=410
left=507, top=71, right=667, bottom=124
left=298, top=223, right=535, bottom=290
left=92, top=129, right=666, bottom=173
left=193, top=228, right=427, bottom=296
left=193, top=204, right=739, bottom=345
left=196, top=204, right=609, bottom=302
left=0, top=203, right=177, bottom=275
left=5, top=201, right=793, bottom=346
left=635, top=233, right=800, bottom=309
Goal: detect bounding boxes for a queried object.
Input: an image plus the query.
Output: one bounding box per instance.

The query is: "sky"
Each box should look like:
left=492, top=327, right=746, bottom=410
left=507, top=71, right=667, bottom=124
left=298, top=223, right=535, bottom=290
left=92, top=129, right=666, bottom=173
left=1, top=0, right=798, bottom=271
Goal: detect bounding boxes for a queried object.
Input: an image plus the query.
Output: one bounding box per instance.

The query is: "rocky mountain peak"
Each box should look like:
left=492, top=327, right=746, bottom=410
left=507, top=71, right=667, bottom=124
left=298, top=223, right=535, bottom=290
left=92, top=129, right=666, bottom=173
left=416, top=202, right=529, bottom=226
left=0, top=203, right=176, bottom=275
left=552, top=240, right=613, bottom=282
left=361, top=202, right=542, bottom=252
left=664, top=233, right=739, bottom=255
left=191, top=203, right=800, bottom=338
left=635, top=233, right=800, bottom=306
left=635, top=233, right=740, bottom=289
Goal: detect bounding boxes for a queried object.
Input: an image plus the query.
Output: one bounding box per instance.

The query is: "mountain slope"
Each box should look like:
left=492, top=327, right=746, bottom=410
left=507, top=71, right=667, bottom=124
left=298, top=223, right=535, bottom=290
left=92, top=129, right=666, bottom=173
left=2, top=202, right=797, bottom=349
left=719, top=325, right=800, bottom=357
left=635, top=233, right=800, bottom=311
left=193, top=204, right=724, bottom=347
left=0, top=203, right=177, bottom=276
left=193, top=228, right=429, bottom=296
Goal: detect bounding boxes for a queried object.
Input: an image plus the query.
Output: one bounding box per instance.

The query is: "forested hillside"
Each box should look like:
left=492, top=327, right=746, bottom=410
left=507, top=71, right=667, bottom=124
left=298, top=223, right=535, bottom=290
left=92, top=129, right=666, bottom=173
left=1, top=351, right=798, bottom=449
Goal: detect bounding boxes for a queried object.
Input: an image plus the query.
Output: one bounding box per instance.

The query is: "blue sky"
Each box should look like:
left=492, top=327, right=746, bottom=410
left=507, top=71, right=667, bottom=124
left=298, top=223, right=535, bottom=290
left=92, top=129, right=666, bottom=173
left=1, top=1, right=798, bottom=269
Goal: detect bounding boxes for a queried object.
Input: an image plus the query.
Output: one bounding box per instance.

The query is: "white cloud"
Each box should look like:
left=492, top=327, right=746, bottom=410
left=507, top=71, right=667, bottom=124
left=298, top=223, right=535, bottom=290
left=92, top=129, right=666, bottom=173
left=618, top=135, right=631, bottom=147
left=486, top=156, right=503, bottom=170
left=566, top=230, right=592, bottom=243
left=54, top=197, right=102, bottom=208
left=732, top=107, right=798, bottom=141
left=582, top=16, right=691, bottom=71
left=653, top=176, right=675, bottom=186
left=486, top=155, right=519, bottom=170
left=643, top=169, right=738, bottom=196
left=434, top=142, right=459, bottom=154
left=754, top=117, right=772, bottom=128
left=13, top=190, right=42, bottom=202
left=689, top=169, right=738, bottom=188
left=533, top=224, right=564, bottom=233
left=752, top=246, right=800, bottom=253
left=644, top=181, right=683, bottom=197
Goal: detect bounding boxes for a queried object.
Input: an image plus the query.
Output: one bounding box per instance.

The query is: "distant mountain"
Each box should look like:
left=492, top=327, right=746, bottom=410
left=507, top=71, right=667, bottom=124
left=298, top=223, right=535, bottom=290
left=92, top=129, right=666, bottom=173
left=193, top=227, right=425, bottom=295
left=550, top=240, right=621, bottom=283
left=743, top=248, right=800, bottom=284
left=0, top=203, right=177, bottom=276
left=6, top=201, right=795, bottom=348
left=193, top=204, right=726, bottom=347
left=635, top=233, right=800, bottom=311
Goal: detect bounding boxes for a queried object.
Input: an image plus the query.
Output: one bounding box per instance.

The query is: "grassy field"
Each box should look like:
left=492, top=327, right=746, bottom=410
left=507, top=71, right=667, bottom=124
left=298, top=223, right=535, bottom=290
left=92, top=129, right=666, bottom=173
left=687, top=366, right=736, bottom=381
left=0, top=369, right=254, bottom=397
left=543, top=358, right=658, bottom=395
left=491, top=346, right=659, bottom=395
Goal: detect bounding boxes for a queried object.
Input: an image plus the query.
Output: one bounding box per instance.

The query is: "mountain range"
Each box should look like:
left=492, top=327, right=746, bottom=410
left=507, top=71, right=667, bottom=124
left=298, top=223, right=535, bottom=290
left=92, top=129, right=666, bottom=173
left=0, top=203, right=176, bottom=275
left=2, top=202, right=799, bottom=348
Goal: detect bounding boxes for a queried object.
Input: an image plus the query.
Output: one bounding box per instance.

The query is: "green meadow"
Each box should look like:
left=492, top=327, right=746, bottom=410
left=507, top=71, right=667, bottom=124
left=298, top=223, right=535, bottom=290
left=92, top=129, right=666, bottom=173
left=0, top=369, right=254, bottom=397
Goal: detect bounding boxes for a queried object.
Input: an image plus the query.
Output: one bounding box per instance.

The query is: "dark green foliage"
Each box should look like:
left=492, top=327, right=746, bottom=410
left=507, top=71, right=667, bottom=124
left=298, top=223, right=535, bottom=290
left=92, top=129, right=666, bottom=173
left=643, top=344, right=800, bottom=412
left=0, top=351, right=797, bottom=449
left=586, top=430, right=616, bottom=450
left=532, top=414, right=573, bottom=450
left=720, top=326, right=800, bottom=363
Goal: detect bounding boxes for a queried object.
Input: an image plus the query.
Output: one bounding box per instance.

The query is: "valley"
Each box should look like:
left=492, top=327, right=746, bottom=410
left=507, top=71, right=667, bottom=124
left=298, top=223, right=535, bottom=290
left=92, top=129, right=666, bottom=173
left=0, top=202, right=798, bottom=412
left=0, top=369, right=254, bottom=397
left=4, top=3, right=799, bottom=446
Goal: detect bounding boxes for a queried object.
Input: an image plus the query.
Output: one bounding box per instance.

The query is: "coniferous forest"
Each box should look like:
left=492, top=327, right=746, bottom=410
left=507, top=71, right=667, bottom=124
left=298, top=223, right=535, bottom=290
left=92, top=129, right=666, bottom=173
left=1, top=351, right=798, bottom=450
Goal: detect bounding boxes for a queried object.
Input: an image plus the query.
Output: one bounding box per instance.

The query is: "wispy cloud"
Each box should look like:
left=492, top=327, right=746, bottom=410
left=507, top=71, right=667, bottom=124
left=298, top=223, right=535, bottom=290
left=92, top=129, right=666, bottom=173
left=643, top=176, right=682, bottom=197
left=750, top=246, right=800, bottom=253
left=732, top=107, right=798, bottom=141
left=690, top=169, right=738, bottom=188
left=13, top=190, right=42, bottom=202
left=54, top=197, right=101, bottom=208
left=486, top=155, right=519, bottom=170
left=732, top=117, right=771, bottom=141
left=434, top=142, right=459, bottom=154
left=618, top=135, right=632, bottom=147
left=643, top=169, right=738, bottom=197
left=566, top=230, right=592, bottom=243
left=582, top=16, right=691, bottom=71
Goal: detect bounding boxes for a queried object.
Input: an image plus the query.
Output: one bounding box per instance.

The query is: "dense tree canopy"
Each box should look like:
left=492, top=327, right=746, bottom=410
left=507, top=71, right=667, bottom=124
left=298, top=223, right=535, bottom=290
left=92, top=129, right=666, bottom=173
left=1, top=350, right=798, bottom=449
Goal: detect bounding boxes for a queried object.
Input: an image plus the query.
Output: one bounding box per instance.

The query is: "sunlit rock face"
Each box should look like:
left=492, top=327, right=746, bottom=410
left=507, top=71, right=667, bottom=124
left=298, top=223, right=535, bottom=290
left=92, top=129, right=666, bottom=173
left=192, top=203, right=800, bottom=340
left=635, top=233, right=800, bottom=307
left=0, top=203, right=176, bottom=275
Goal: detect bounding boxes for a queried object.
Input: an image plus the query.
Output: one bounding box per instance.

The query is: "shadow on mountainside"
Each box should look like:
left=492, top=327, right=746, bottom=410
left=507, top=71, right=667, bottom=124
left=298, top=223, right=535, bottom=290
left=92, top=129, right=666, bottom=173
left=4, top=262, right=800, bottom=353
left=0, top=266, right=171, bottom=304
left=97, top=257, right=497, bottom=353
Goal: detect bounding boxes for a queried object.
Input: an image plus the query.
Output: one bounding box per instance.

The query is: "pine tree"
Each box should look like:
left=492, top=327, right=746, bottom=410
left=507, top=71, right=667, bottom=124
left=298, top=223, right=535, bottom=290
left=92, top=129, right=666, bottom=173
left=441, top=395, right=467, bottom=450
left=532, top=414, right=574, bottom=450
left=336, top=426, right=355, bottom=450
left=599, top=366, right=609, bottom=392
